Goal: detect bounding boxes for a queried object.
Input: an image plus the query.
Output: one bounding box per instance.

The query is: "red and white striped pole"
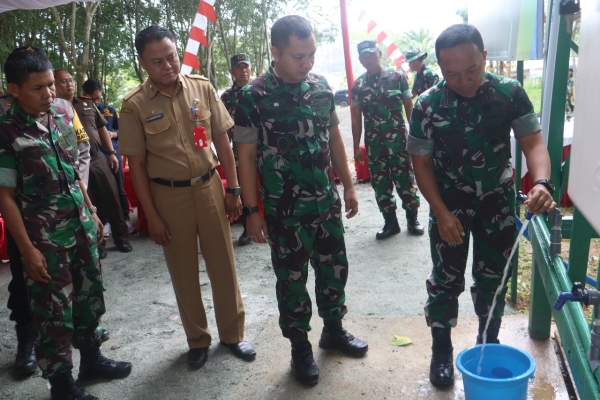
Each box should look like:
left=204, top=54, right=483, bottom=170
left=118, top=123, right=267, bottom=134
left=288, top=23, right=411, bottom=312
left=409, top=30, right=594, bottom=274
left=181, top=0, right=217, bottom=75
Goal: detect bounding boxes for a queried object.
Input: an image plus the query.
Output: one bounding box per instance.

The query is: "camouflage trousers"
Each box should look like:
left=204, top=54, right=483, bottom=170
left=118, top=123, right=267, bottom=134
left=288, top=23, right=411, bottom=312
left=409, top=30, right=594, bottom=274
left=24, top=242, right=105, bottom=379
left=424, top=186, right=516, bottom=328
left=366, top=147, right=420, bottom=214
left=265, top=201, right=348, bottom=338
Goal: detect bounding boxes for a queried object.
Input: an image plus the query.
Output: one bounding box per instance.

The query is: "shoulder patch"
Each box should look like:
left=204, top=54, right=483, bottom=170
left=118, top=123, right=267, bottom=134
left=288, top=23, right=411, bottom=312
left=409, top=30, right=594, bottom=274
left=123, top=84, right=144, bottom=101
left=187, top=74, right=209, bottom=81
left=121, top=107, right=133, bottom=115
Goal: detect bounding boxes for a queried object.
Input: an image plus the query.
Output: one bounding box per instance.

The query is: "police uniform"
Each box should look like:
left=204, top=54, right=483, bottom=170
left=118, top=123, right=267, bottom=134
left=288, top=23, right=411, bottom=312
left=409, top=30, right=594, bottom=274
left=407, top=71, right=542, bottom=328
left=351, top=66, right=421, bottom=215
left=118, top=74, right=245, bottom=349
left=234, top=63, right=349, bottom=337
left=405, top=49, right=439, bottom=97
left=0, top=101, right=104, bottom=379
left=73, top=96, right=129, bottom=246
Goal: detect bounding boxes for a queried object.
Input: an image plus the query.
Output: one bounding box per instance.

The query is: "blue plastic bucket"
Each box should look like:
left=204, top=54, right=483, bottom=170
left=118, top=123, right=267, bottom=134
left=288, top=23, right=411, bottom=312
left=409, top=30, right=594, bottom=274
left=456, top=344, right=536, bottom=400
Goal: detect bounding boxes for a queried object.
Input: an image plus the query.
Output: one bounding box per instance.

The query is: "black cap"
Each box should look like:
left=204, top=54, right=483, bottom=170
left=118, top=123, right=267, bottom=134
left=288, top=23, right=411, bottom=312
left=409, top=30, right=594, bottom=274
left=230, top=53, right=251, bottom=67
left=357, top=40, right=378, bottom=56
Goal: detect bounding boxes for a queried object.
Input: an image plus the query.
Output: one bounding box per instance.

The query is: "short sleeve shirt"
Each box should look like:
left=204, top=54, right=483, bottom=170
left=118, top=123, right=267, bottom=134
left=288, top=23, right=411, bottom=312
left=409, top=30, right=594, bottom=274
left=233, top=63, right=340, bottom=217
left=118, top=74, right=234, bottom=180
left=0, top=101, right=95, bottom=252
left=407, top=71, right=542, bottom=196
left=351, top=67, right=412, bottom=154
left=73, top=97, right=107, bottom=156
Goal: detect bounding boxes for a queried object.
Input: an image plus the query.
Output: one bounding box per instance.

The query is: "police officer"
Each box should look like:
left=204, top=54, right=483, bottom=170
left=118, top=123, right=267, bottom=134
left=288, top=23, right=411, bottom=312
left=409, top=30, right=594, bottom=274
left=221, top=53, right=252, bottom=246
left=352, top=39, right=424, bottom=240
left=0, top=46, right=131, bottom=400
left=405, top=49, right=439, bottom=98
left=235, top=15, right=368, bottom=386
left=55, top=70, right=133, bottom=258
left=82, top=78, right=135, bottom=237
left=407, top=24, right=556, bottom=388
left=119, top=25, right=255, bottom=369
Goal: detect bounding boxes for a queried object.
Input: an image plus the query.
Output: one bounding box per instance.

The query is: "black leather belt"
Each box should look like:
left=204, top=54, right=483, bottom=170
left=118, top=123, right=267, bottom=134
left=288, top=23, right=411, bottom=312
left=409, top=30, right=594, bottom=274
left=152, top=168, right=216, bottom=187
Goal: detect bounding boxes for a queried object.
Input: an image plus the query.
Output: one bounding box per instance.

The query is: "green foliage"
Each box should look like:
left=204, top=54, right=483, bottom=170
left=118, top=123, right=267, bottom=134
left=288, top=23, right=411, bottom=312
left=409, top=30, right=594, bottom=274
left=524, top=78, right=542, bottom=114
left=0, top=0, right=338, bottom=105
left=456, top=4, right=468, bottom=24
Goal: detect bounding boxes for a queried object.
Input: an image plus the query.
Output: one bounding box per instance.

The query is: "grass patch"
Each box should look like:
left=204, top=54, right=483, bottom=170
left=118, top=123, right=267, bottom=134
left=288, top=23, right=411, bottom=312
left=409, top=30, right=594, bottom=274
left=524, top=78, right=543, bottom=115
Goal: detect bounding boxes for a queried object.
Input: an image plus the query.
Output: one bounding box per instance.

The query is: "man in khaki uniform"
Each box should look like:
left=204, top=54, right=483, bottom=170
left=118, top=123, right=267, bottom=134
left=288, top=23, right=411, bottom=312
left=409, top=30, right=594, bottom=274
left=118, top=25, right=255, bottom=369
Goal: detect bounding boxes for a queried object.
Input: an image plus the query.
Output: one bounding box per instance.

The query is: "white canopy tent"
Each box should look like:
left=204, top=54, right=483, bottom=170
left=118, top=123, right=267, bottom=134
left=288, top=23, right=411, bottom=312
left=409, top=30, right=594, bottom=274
left=0, top=0, right=97, bottom=13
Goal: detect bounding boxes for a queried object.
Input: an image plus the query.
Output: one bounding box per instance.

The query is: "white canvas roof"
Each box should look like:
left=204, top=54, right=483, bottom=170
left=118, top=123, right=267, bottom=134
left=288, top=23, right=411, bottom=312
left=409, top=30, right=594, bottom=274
left=0, top=0, right=97, bottom=13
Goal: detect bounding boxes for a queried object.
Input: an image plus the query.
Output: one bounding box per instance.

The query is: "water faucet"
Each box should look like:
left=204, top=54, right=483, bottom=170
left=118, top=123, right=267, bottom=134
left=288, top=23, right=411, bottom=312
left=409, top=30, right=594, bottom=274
left=555, top=282, right=600, bottom=371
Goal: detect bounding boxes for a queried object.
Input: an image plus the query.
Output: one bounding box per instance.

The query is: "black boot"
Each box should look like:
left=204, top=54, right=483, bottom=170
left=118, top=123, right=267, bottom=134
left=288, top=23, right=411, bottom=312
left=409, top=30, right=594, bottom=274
left=476, top=316, right=502, bottom=345
left=14, top=322, right=37, bottom=376
left=376, top=212, right=400, bottom=240
left=78, top=345, right=132, bottom=381
left=319, top=319, right=368, bottom=356
left=429, top=327, right=454, bottom=388
left=50, top=372, right=98, bottom=400
left=289, top=332, right=319, bottom=385
left=406, top=209, right=424, bottom=235
left=238, top=216, right=251, bottom=246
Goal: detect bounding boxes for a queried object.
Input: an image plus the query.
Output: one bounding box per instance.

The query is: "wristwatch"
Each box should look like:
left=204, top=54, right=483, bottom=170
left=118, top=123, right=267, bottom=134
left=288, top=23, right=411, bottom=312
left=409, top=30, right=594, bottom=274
left=226, top=186, right=242, bottom=196
left=242, top=205, right=259, bottom=217
left=533, top=179, right=555, bottom=195
left=88, top=205, right=97, bottom=214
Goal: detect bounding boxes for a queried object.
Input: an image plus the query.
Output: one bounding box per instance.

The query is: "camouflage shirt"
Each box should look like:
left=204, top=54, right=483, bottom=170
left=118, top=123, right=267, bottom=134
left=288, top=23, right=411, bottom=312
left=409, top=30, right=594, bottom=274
left=412, top=65, right=439, bottom=96
left=351, top=67, right=412, bottom=154
left=233, top=62, right=340, bottom=217
left=0, top=101, right=95, bottom=252
left=407, top=71, right=542, bottom=197
left=220, top=84, right=244, bottom=164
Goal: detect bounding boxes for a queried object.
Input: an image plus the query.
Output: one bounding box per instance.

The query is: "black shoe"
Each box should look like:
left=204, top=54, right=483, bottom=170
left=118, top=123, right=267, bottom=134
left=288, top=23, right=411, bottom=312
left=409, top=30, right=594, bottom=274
left=220, top=340, right=256, bottom=361
left=14, top=322, right=37, bottom=376
left=238, top=231, right=251, bottom=246
left=100, top=328, right=110, bottom=342
left=114, top=240, right=133, bottom=253
left=290, top=333, right=319, bottom=385
left=406, top=209, right=425, bottom=235
left=429, top=327, right=454, bottom=388
left=319, top=319, right=368, bottom=357
left=50, top=372, right=98, bottom=400
left=78, top=345, right=132, bottom=380
left=97, top=245, right=107, bottom=260
left=476, top=316, right=502, bottom=345
left=376, top=212, right=400, bottom=240
left=188, top=347, right=208, bottom=369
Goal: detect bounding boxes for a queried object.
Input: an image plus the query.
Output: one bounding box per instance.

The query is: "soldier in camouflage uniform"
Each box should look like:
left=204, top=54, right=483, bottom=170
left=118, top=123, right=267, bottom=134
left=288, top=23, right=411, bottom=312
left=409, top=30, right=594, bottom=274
left=407, top=24, right=556, bottom=388
left=406, top=49, right=439, bottom=98
left=0, top=47, right=131, bottom=400
left=221, top=53, right=253, bottom=246
left=351, top=39, right=424, bottom=240
left=235, top=15, right=368, bottom=386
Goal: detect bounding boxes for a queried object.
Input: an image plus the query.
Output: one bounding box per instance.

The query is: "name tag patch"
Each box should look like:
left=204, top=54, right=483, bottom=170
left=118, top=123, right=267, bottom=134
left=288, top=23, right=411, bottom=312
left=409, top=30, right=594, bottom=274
left=146, top=113, right=164, bottom=122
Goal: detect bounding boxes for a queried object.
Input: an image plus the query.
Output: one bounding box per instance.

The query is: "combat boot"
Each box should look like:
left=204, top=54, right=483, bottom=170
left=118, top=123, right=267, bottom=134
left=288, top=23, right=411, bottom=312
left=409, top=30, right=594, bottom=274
left=376, top=212, right=400, bottom=240
left=476, top=316, right=502, bottom=345
left=289, top=332, right=319, bottom=385
left=319, top=319, right=368, bottom=356
left=50, top=372, right=98, bottom=400
left=406, top=209, right=424, bottom=235
left=78, top=344, right=132, bottom=381
left=14, top=322, right=37, bottom=376
left=430, top=327, right=454, bottom=388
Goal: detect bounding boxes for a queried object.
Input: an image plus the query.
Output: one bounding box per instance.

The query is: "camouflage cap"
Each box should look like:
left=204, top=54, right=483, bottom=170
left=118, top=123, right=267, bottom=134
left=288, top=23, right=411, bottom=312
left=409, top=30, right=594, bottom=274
left=405, top=49, right=427, bottom=63
left=230, top=53, right=251, bottom=67
left=357, top=40, right=378, bottom=56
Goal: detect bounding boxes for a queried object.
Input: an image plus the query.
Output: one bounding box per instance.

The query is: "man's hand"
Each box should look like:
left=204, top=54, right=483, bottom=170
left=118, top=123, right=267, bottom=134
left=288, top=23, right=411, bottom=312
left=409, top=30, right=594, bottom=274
left=525, top=185, right=557, bottom=215
left=354, top=147, right=364, bottom=165
left=22, top=246, right=51, bottom=283
left=109, top=153, right=119, bottom=173
left=224, top=193, right=242, bottom=222
left=344, top=188, right=359, bottom=219
left=436, top=210, right=465, bottom=244
left=148, top=215, right=172, bottom=246
left=92, top=213, right=104, bottom=244
left=247, top=213, right=269, bottom=243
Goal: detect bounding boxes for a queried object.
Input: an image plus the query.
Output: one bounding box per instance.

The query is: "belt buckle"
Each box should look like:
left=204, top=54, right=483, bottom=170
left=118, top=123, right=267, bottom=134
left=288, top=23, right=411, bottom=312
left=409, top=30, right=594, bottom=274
left=190, top=176, right=203, bottom=186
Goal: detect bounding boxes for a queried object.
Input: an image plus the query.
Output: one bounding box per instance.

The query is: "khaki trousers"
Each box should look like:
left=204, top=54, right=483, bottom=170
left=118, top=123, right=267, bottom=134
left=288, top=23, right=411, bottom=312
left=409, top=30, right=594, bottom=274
left=152, top=175, right=245, bottom=349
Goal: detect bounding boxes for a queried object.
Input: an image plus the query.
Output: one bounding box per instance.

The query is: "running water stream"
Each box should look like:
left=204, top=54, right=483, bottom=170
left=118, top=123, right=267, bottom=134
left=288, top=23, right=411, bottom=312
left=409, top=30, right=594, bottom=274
left=476, top=217, right=531, bottom=375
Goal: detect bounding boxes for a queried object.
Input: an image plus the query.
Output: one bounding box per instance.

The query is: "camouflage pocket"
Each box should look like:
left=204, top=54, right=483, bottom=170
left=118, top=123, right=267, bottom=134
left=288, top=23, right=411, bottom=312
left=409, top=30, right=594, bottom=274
left=383, top=90, right=403, bottom=110
left=482, top=128, right=511, bottom=161
left=19, top=153, right=61, bottom=195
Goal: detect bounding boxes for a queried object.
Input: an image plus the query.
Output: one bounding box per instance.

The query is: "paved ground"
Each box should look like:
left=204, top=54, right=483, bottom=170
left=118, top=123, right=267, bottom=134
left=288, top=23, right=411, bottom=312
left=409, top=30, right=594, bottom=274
left=0, top=107, right=571, bottom=399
